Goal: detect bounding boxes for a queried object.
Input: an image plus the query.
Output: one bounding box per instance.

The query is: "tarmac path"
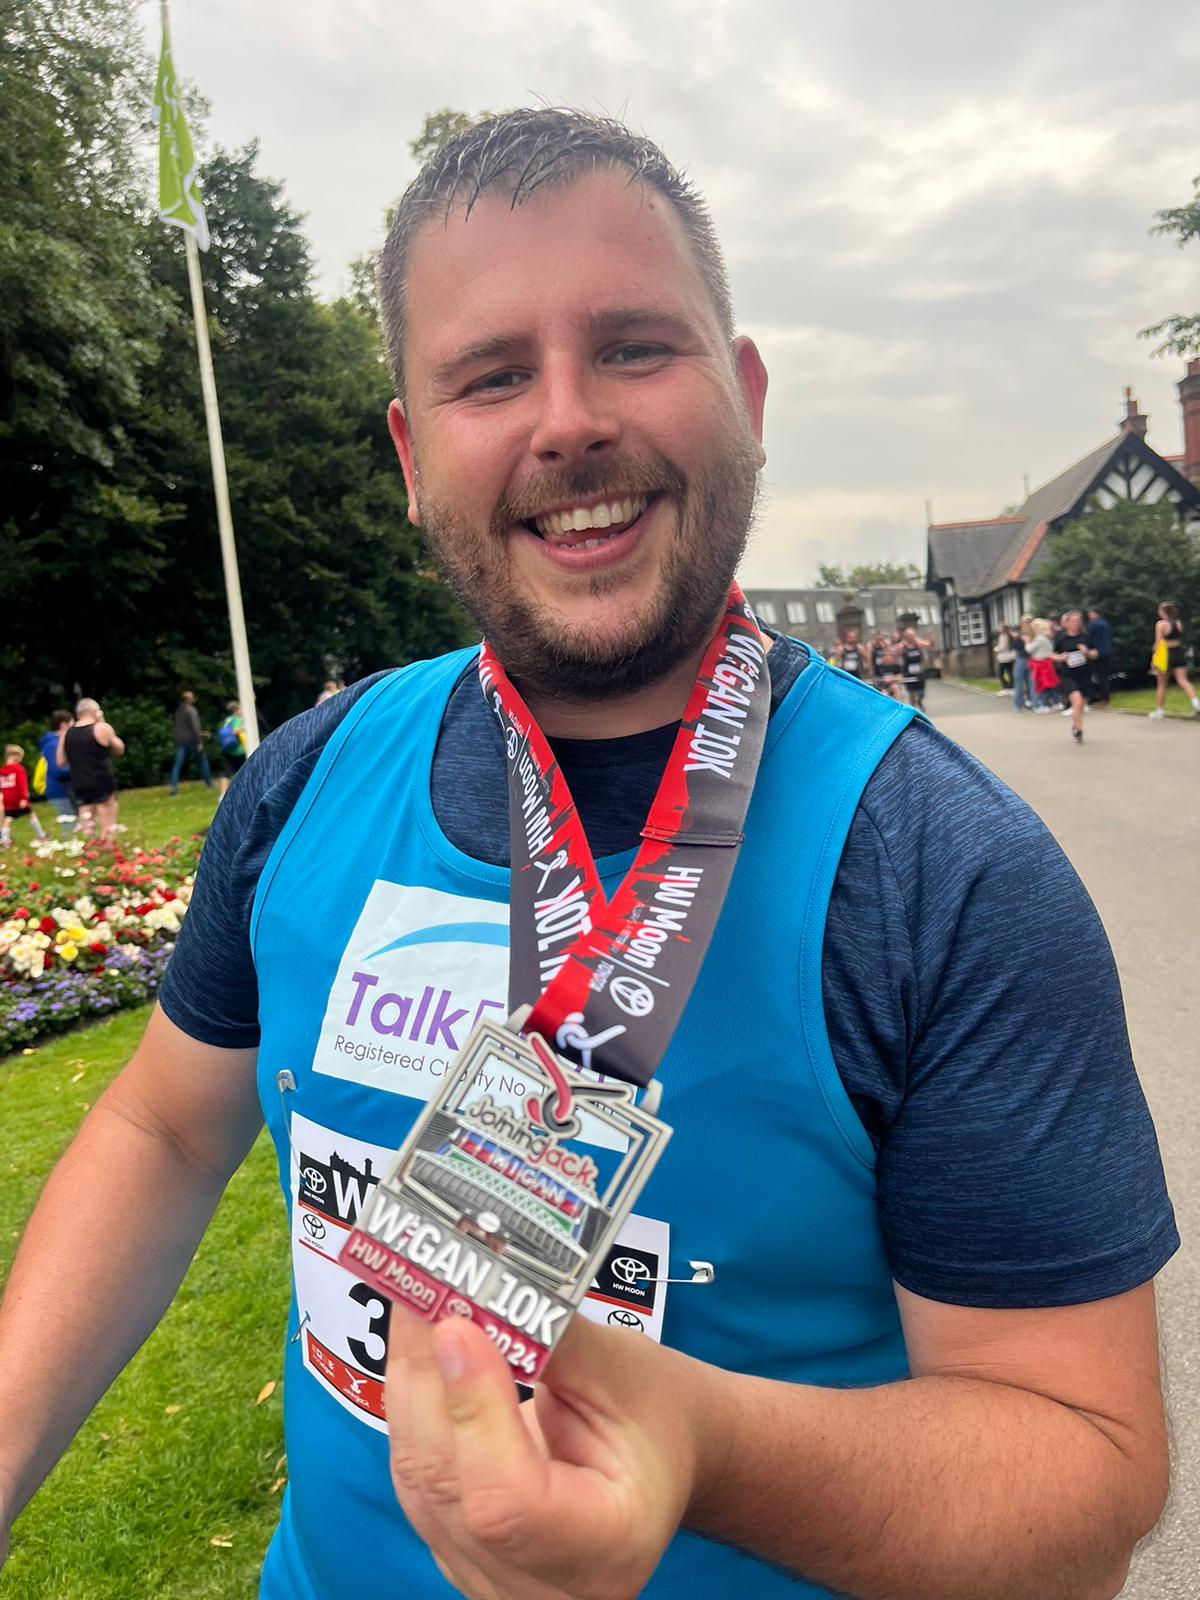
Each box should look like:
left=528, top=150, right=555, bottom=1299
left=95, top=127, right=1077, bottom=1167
left=921, top=680, right=1198, bottom=1598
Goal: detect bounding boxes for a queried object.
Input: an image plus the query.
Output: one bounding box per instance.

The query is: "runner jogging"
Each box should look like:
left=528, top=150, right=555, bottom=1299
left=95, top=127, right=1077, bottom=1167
left=0, top=109, right=1174, bottom=1600
left=1051, top=611, right=1096, bottom=744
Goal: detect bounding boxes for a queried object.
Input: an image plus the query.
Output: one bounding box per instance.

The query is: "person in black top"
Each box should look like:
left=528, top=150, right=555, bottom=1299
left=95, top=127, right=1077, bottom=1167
left=835, top=630, right=864, bottom=679
left=1149, top=601, right=1200, bottom=720
left=900, top=627, right=932, bottom=709
left=57, top=698, right=125, bottom=839
left=1051, top=611, right=1097, bottom=744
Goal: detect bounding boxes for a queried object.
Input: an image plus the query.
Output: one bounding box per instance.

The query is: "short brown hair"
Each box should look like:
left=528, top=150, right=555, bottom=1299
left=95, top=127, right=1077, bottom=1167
left=378, top=107, right=734, bottom=402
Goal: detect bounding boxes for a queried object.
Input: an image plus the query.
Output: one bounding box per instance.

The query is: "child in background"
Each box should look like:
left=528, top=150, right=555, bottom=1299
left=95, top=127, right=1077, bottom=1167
left=1, top=745, right=48, bottom=847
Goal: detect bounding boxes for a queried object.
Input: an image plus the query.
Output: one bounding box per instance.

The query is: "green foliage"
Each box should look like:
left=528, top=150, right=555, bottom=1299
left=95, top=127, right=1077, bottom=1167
left=0, top=1011, right=288, bottom=1595
left=1028, top=499, right=1200, bottom=677
left=2, top=50, right=474, bottom=730
left=102, top=695, right=176, bottom=787
left=408, top=107, right=478, bottom=163
left=1140, top=172, right=1200, bottom=359
left=816, top=560, right=923, bottom=589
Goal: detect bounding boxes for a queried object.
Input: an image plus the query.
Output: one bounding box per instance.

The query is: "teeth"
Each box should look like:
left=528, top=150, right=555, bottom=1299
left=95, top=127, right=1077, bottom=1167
left=532, top=495, right=648, bottom=540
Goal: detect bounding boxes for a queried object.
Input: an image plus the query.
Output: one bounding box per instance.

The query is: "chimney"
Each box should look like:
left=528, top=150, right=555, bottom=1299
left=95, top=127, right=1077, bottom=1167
left=1118, top=386, right=1148, bottom=439
left=1179, top=359, right=1200, bottom=488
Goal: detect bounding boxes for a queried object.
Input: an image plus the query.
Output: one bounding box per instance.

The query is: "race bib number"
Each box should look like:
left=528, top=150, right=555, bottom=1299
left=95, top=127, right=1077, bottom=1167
left=1066, top=650, right=1086, bottom=668
left=289, top=1113, right=669, bottom=1431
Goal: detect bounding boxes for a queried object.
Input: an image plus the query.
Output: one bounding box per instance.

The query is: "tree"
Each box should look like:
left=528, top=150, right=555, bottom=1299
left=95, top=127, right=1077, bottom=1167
left=1140, top=173, right=1200, bottom=359
left=347, top=109, right=480, bottom=328
left=816, top=561, right=923, bottom=589
left=0, top=0, right=173, bottom=713
left=1029, top=500, right=1200, bottom=678
left=136, top=143, right=472, bottom=721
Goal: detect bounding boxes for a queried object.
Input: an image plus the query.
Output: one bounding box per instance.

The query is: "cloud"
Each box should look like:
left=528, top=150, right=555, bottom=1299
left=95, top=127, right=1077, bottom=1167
left=151, top=0, right=1200, bottom=586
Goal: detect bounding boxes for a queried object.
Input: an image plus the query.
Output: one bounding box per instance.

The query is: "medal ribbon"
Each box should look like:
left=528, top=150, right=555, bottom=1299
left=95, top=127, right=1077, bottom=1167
left=479, top=583, right=770, bottom=1088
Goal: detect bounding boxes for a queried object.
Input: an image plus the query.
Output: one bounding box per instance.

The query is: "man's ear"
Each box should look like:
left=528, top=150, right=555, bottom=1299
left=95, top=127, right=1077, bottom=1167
left=387, top=400, right=421, bottom=526
left=733, top=337, right=768, bottom=467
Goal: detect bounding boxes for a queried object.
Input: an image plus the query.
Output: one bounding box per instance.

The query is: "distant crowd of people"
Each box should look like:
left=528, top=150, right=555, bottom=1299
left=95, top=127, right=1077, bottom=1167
left=831, top=627, right=934, bottom=709
left=993, top=602, right=1199, bottom=744
left=1, top=691, right=249, bottom=848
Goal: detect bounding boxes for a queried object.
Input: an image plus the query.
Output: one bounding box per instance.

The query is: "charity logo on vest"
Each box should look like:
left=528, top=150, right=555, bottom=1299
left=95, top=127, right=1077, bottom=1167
left=312, top=882, right=508, bottom=1086
left=339, top=1013, right=670, bottom=1379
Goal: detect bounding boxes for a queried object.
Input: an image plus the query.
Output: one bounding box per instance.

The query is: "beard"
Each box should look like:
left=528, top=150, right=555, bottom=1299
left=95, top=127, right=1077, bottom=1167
left=416, top=430, right=762, bottom=704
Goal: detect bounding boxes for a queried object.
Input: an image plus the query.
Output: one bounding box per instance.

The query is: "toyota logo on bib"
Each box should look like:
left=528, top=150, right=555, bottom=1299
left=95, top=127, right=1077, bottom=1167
left=607, top=1308, right=644, bottom=1330
left=610, top=1255, right=652, bottom=1286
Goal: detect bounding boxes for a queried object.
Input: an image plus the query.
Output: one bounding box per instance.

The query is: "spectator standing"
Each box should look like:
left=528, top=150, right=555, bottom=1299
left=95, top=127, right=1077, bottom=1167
left=993, top=626, right=1016, bottom=691
left=37, top=711, right=77, bottom=831
left=1027, top=619, right=1060, bottom=712
left=214, top=700, right=248, bottom=797
left=170, top=691, right=214, bottom=796
left=1052, top=611, right=1097, bottom=744
left=1149, top=602, right=1200, bottom=720
left=1011, top=616, right=1035, bottom=713
left=1086, top=609, right=1112, bottom=705
left=1, top=746, right=47, bottom=847
left=59, top=699, right=124, bottom=840
left=315, top=680, right=340, bottom=706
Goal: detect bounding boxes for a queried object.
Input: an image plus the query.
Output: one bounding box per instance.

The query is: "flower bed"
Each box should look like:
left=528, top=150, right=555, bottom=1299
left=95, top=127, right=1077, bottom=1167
left=0, top=835, right=202, bottom=1053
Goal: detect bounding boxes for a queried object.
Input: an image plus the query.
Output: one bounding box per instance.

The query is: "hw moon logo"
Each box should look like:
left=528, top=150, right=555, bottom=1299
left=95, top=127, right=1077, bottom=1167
left=610, top=1255, right=653, bottom=1287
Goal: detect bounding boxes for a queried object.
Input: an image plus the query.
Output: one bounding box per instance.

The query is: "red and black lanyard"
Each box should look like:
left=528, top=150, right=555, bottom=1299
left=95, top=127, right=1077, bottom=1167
left=479, top=584, right=770, bottom=1088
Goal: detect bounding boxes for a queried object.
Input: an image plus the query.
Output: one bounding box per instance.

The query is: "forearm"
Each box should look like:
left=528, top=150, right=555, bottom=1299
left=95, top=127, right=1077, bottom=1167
left=0, top=1094, right=228, bottom=1527
left=686, top=1367, right=1157, bottom=1600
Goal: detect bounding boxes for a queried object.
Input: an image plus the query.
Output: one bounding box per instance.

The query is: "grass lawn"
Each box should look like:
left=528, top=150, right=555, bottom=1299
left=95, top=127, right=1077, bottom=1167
left=945, top=678, right=1198, bottom=719
left=944, top=675, right=1006, bottom=695
left=93, top=781, right=220, bottom=847
left=1105, top=685, right=1199, bottom=718
left=1, top=1008, right=290, bottom=1597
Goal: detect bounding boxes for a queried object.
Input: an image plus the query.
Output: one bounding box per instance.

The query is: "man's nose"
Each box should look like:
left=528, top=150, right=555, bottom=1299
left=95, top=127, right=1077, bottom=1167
left=528, top=362, right=620, bottom=464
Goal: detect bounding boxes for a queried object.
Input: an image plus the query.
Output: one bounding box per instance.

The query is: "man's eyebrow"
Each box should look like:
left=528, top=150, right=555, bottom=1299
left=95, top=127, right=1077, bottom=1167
left=430, top=307, right=700, bottom=390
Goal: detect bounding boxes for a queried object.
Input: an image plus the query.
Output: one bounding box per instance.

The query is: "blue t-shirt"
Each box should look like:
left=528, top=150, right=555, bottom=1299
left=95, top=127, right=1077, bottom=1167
left=1087, top=617, right=1113, bottom=657
left=160, top=637, right=1177, bottom=1309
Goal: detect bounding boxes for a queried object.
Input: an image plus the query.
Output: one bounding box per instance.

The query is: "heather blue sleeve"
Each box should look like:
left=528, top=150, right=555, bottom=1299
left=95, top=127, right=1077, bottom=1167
left=824, top=720, right=1178, bottom=1308
left=158, top=677, right=387, bottom=1049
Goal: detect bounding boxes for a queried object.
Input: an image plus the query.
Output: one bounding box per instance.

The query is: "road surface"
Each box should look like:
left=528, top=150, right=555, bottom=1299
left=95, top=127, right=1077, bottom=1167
left=923, top=680, right=1198, bottom=1598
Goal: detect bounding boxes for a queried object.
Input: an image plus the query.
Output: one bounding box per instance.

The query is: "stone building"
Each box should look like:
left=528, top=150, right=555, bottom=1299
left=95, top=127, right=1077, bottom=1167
left=743, top=585, right=942, bottom=663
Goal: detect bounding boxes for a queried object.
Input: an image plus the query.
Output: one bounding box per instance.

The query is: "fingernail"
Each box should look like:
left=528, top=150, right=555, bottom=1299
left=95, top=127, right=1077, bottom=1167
left=433, top=1325, right=467, bottom=1382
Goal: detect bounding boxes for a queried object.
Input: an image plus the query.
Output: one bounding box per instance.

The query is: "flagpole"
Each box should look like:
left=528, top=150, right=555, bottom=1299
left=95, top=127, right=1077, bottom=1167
left=182, top=231, right=260, bottom=752
left=160, top=0, right=260, bottom=753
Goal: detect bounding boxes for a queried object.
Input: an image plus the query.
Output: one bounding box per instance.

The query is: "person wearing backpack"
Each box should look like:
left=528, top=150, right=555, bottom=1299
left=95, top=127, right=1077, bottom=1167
left=37, top=711, right=77, bottom=832
left=215, top=701, right=247, bottom=797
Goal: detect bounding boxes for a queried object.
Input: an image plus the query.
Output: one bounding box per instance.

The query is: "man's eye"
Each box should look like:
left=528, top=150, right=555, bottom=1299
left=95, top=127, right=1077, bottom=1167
left=607, top=343, right=668, bottom=365
left=467, top=371, right=526, bottom=395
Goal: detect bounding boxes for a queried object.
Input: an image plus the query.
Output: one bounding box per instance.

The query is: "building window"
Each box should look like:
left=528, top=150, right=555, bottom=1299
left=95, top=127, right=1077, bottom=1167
left=756, top=600, right=777, bottom=625
left=957, top=603, right=985, bottom=645
left=785, top=600, right=807, bottom=624
left=815, top=601, right=836, bottom=624
left=864, top=605, right=876, bottom=627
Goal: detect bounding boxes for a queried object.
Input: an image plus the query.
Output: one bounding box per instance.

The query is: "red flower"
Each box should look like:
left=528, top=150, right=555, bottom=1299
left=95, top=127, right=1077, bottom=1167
left=14, top=907, right=29, bottom=919
left=38, top=916, right=56, bottom=935
left=89, top=942, right=107, bottom=954
left=162, top=892, right=177, bottom=903
left=28, top=881, right=39, bottom=891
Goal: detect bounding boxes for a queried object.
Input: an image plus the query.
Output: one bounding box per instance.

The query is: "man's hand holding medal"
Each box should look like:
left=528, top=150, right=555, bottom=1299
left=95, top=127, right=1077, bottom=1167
left=386, top=1306, right=722, bottom=1600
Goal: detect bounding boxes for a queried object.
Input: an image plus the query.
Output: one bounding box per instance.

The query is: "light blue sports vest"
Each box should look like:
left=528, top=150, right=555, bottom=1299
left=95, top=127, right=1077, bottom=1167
left=250, top=648, right=915, bottom=1598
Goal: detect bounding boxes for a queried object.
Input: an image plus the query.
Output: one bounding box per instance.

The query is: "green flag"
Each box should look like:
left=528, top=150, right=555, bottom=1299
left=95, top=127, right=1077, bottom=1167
left=153, top=29, right=209, bottom=250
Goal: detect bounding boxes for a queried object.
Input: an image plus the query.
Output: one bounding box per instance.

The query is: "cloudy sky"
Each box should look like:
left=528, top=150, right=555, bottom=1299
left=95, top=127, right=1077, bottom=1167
left=146, top=0, right=1200, bottom=586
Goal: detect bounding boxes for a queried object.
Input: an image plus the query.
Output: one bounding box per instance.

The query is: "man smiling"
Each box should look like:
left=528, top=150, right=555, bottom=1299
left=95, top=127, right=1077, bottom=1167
left=0, top=110, right=1177, bottom=1600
